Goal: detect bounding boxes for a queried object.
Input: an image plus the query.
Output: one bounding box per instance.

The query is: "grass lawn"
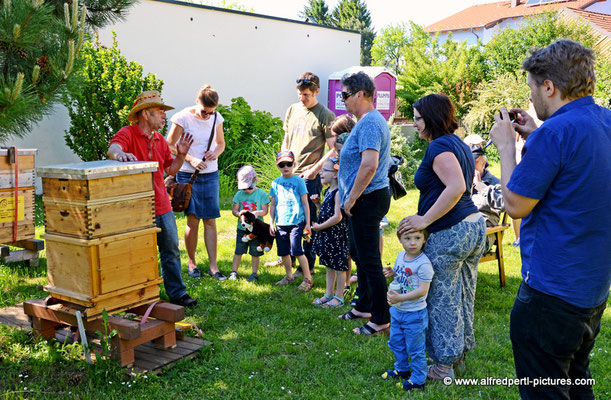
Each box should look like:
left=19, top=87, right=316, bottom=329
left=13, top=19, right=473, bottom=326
left=0, top=180, right=609, bottom=399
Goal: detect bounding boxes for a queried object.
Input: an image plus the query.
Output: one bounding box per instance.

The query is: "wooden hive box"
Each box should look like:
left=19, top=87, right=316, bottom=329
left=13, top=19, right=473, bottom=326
left=43, top=227, right=163, bottom=321
left=37, top=161, right=158, bottom=239
left=0, top=148, right=37, bottom=244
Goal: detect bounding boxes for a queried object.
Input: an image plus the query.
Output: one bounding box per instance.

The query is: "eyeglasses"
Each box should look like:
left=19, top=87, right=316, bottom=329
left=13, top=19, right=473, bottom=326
left=341, top=91, right=357, bottom=101
left=246, top=186, right=254, bottom=190
left=147, top=138, right=156, bottom=160
left=414, top=116, right=423, bottom=122
left=277, top=162, right=294, bottom=168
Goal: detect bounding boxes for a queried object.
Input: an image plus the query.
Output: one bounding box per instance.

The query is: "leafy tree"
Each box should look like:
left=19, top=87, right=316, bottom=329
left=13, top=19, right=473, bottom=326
left=484, top=12, right=595, bottom=77
left=463, top=72, right=530, bottom=136
left=331, top=0, right=375, bottom=65
left=371, top=23, right=410, bottom=75
left=0, top=0, right=136, bottom=142
left=299, top=0, right=331, bottom=25
left=63, top=33, right=164, bottom=161
left=396, top=23, right=488, bottom=120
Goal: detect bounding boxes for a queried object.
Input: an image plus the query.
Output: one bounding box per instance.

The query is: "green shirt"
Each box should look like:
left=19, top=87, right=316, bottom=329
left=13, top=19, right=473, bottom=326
left=283, top=102, right=335, bottom=174
left=232, top=188, right=270, bottom=231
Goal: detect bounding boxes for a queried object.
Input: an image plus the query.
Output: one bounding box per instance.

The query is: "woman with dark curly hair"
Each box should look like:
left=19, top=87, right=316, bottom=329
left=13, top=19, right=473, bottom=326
left=398, top=93, right=486, bottom=380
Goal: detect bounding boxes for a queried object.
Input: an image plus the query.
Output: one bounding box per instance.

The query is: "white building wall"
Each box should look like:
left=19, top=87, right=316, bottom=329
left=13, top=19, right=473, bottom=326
left=6, top=0, right=360, bottom=192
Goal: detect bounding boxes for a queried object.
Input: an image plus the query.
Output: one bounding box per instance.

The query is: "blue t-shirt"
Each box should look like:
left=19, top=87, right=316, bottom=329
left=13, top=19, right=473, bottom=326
left=338, top=110, right=391, bottom=208
left=507, top=96, right=611, bottom=309
left=414, top=134, right=478, bottom=233
left=269, top=175, right=308, bottom=226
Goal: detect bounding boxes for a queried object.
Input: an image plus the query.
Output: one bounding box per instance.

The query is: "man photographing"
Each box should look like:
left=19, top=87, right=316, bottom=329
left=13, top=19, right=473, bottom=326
left=490, top=39, right=610, bottom=399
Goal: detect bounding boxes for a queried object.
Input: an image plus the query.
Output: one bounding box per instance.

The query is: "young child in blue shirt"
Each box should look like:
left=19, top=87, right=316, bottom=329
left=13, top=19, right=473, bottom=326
left=269, top=150, right=313, bottom=292
left=382, top=229, right=434, bottom=391
left=231, top=165, right=270, bottom=283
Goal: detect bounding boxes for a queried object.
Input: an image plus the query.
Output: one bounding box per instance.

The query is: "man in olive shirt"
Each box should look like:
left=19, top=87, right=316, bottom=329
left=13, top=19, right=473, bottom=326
left=280, top=72, right=336, bottom=274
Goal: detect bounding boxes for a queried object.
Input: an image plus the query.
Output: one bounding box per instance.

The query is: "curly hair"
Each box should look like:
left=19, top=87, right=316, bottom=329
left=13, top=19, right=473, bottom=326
left=522, top=39, right=596, bottom=100
left=341, top=71, right=376, bottom=99
left=413, top=93, right=458, bottom=140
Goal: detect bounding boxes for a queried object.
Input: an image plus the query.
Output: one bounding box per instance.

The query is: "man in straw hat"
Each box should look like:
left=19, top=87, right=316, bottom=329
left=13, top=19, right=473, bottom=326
left=108, top=90, right=198, bottom=308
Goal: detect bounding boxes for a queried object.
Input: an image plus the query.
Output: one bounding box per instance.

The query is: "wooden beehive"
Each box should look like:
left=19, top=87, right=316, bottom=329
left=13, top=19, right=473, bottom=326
left=43, top=227, right=162, bottom=321
left=0, top=148, right=36, bottom=243
left=38, top=161, right=158, bottom=239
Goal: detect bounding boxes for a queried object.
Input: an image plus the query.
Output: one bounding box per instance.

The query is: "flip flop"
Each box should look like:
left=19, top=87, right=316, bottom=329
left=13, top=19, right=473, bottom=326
left=354, top=323, right=390, bottom=336
left=337, top=310, right=370, bottom=321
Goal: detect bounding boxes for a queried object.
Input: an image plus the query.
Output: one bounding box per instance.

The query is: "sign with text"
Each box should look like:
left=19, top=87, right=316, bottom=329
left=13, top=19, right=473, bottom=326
left=335, top=91, right=346, bottom=110
left=376, top=91, right=390, bottom=110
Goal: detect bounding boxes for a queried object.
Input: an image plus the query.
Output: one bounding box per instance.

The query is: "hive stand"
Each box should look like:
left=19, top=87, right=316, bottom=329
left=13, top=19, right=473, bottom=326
left=0, top=239, right=44, bottom=266
left=23, top=297, right=185, bottom=367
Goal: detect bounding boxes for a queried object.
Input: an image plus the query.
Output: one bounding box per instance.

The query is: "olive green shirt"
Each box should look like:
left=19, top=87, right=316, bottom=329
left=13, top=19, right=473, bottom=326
left=283, top=102, right=335, bottom=175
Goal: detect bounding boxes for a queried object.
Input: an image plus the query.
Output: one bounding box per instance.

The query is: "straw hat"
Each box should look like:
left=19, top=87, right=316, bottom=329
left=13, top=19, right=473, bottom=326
left=127, top=90, right=174, bottom=122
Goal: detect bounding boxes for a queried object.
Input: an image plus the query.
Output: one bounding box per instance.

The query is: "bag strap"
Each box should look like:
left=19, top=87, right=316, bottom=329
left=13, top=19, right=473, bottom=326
left=189, top=112, right=217, bottom=182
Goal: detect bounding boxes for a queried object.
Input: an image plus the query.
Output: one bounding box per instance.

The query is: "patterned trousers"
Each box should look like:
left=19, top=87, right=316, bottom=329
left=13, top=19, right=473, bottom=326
left=424, top=217, right=486, bottom=364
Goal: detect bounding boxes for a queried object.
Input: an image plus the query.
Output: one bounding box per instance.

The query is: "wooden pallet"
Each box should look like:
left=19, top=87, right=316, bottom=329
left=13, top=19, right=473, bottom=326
left=23, top=298, right=196, bottom=367
left=0, top=239, right=44, bottom=266
left=0, top=302, right=209, bottom=374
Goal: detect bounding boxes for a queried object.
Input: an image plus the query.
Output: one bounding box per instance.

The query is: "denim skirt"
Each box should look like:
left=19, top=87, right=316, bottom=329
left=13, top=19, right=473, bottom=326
left=176, top=170, right=220, bottom=219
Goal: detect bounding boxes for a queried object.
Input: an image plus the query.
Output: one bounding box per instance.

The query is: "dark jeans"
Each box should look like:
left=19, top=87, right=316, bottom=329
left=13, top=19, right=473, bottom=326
left=510, top=282, right=606, bottom=400
left=347, top=187, right=391, bottom=325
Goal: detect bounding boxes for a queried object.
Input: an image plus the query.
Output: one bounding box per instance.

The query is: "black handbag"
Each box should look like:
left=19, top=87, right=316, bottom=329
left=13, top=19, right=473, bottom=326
left=388, top=155, right=407, bottom=200
left=165, top=112, right=217, bottom=212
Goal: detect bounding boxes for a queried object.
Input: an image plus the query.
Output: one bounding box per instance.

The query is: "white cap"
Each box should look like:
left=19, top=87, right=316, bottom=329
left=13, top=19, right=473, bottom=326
left=237, top=165, right=256, bottom=190
left=464, top=134, right=486, bottom=146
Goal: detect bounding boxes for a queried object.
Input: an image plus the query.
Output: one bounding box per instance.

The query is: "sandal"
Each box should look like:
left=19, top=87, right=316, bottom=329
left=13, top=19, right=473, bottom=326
left=427, top=363, right=454, bottom=381
left=337, top=310, right=370, bottom=321
left=298, top=277, right=313, bottom=292
left=313, top=294, right=333, bottom=306
left=354, top=323, right=390, bottom=336
left=322, top=296, right=344, bottom=308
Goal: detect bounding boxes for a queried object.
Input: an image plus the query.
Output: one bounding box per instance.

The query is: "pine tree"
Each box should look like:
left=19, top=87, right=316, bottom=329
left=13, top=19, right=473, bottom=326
left=299, top=0, right=330, bottom=26
left=0, top=0, right=136, bottom=142
left=331, top=0, right=375, bottom=65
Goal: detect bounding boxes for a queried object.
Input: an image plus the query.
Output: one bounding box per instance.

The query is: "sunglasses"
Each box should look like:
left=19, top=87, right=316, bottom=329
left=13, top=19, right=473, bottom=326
left=341, top=91, right=357, bottom=101
left=147, top=138, right=156, bottom=160
left=200, top=109, right=215, bottom=117
left=277, top=162, right=294, bottom=168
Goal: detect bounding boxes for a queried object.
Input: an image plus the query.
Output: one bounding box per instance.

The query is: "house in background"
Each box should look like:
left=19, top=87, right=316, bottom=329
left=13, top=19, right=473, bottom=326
left=425, top=0, right=610, bottom=45
left=559, top=7, right=611, bottom=56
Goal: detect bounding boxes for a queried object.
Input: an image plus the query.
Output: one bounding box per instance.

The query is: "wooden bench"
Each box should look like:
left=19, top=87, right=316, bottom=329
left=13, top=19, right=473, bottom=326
left=479, top=212, right=511, bottom=287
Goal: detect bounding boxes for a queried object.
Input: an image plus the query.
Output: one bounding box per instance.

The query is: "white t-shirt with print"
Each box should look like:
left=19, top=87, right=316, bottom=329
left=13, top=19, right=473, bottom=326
left=391, top=251, right=434, bottom=313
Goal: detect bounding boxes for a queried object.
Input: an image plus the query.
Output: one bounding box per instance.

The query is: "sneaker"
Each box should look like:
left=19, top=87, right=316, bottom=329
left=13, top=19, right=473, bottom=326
left=512, top=238, right=520, bottom=247
left=298, top=277, right=313, bottom=292
left=246, top=273, right=259, bottom=283
left=207, top=269, right=227, bottom=281
left=171, top=294, right=198, bottom=308
left=381, top=369, right=410, bottom=380
left=228, top=271, right=240, bottom=281
left=396, top=380, right=425, bottom=391
left=350, top=293, right=359, bottom=307
left=343, top=285, right=351, bottom=299
left=275, top=275, right=295, bottom=286
left=264, top=257, right=283, bottom=267
left=188, top=267, right=201, bottom=278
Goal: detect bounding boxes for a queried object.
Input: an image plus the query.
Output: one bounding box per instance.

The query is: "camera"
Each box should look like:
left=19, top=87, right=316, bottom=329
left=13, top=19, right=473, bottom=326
left=500, top=110, right=518, bottom=123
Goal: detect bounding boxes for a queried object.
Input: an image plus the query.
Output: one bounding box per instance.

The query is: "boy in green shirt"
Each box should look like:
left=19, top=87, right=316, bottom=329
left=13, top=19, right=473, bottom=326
left=231, top=165, right=270, bottom=282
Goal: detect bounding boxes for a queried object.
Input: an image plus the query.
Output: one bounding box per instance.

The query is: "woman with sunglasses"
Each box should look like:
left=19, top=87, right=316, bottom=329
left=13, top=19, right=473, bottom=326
left=398, top=93, right=486, bottom=380
left=336, top=72, right=392, bottom=337
left=167, top=84, right=227, bottom=280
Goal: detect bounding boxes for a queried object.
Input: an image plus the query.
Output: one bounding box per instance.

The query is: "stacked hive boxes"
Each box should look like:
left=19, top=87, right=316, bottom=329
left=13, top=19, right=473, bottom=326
left=0, top=149, right=37, bottom=243
left=37, top=161, right=161, bottom=321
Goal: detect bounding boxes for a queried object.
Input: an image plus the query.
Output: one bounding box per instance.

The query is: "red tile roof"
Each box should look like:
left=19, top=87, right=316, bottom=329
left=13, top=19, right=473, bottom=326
left=563, top=7, right=611, bottom=34
left=425, top=0, right=602, bottom=33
